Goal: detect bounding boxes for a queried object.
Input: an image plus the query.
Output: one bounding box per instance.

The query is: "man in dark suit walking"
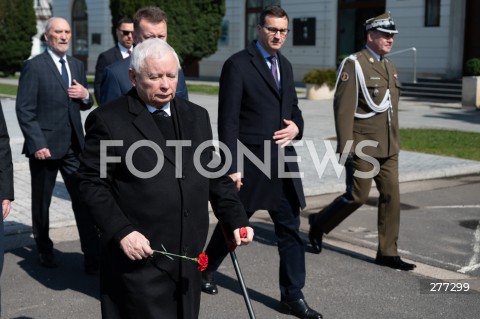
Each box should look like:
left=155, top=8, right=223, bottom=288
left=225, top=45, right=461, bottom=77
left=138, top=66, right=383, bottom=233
left=16, top=17, right=99, bottom=272
left=77, top=38, right=252, bottom=319
left=0, top=101, right=14, bottom=316
left=100, top=6, right=188, bottom=104
left=201, top=6, right=322, bottom=319
left=94, top=17, right=133, bottom=104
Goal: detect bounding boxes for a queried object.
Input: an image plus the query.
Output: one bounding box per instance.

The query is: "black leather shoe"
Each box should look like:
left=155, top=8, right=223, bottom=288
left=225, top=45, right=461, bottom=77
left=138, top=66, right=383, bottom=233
left=308, top=214, right=323, bottom=254
left=39, top=253, right=58, bottom=268
left=281, top=298, right=323, bottom=319
left=375, top=256, right=416, bottom=271
left=201, top=271, right=218, bottom=295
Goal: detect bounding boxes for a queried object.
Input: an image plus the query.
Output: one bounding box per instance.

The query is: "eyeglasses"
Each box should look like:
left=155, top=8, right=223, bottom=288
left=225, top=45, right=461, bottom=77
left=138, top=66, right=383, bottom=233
left=119, top=30, right=133, bottom=36
left=262, top=26, right=289, bottom=36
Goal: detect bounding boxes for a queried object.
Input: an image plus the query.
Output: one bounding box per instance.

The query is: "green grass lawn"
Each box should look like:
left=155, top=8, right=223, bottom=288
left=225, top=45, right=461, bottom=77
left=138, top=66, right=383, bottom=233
left=400, top=128, right=480, bottom=161
left=0, top=83, right=17, bottom=96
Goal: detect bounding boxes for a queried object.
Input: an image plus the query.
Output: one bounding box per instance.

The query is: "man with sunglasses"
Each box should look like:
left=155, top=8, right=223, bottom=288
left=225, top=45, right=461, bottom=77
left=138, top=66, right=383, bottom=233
left=99, top=6, right=188, bottom=104
left=201, top=5, right=322, bottom=319
left=94, top=17, right=134, bottom=104
left=308, top=13, right=417, bottom=271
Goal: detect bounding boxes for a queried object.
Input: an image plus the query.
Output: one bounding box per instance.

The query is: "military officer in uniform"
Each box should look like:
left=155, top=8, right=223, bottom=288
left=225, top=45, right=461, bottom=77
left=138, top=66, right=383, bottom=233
left=308, top=13, right=416, bottom=271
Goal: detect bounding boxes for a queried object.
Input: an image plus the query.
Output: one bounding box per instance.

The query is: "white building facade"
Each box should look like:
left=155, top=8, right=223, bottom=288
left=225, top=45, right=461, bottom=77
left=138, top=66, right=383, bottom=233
left=50, top=0, right=479, bottom=83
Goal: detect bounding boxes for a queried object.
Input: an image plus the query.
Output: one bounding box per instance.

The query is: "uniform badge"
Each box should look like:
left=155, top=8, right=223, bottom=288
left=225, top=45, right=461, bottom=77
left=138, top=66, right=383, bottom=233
left=340, top=72, right=349, bottom=81
left=373, top=88, right=379, bottom=97
left=369, top=57, right=374, bottom=63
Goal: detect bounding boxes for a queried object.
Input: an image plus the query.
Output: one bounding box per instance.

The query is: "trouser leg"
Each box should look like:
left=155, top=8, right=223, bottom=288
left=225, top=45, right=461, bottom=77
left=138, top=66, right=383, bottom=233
left=60, top=149, right=100, bottom=260
left=374, top=154, right=400, bottom=257
left=314, top=156, right=372, bottom=234
left=29, top=157, right=58, bottom=254
left=269, top=179, right=305, bottom=302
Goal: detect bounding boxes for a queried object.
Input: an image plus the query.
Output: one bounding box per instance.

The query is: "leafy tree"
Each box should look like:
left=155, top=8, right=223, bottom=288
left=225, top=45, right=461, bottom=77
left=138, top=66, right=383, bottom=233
left=0, top=0, right=37, bottom=75
left=110, top=0, right=225, bottom=69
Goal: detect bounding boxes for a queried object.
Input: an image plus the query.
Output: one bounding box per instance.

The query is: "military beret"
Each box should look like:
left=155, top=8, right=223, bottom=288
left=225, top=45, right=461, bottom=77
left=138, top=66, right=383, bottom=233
left=364, top=12, right=398, bottom=34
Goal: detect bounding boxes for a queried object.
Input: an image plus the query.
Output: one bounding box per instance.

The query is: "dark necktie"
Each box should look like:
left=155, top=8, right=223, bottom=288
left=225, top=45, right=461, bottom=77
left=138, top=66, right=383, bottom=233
left=152, top=109, right=175, bottom=141
left=59, top=58, right=69, bottom=86
left=153, top=109, right=169, bottom=117
left=127, top=49, right=132, bottom=56
left=268, top=56, right=279, bottom=88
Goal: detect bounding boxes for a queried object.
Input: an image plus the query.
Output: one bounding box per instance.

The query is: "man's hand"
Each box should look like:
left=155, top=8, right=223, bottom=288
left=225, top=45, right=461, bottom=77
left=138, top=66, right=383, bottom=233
left=119, top=231, right=153, bottom=260
left=233, top=226, right=254, bottom=246
left=229, top=172, right=243, bottom=192
left=34, top=148, right=51, bottom=160
left=2, top=199, right=11, bottom=220
left=273, top=119, right=299, bottom=148
left=68, top=79, right=89, bottom=100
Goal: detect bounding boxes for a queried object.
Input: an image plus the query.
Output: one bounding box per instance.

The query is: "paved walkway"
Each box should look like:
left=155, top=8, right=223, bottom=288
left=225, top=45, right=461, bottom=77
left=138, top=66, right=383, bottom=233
left=1, top=89, right=480, bottom=237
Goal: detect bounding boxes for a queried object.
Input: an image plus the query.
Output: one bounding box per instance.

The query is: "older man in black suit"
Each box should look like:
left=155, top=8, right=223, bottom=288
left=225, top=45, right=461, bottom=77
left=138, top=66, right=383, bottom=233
left=16, top=17, right=99, bottom=272
left=94, top=17, right=133, bottom=104
left=201, top=5, right=322, bottom=319
left=77, top=38, right=252, bottom=319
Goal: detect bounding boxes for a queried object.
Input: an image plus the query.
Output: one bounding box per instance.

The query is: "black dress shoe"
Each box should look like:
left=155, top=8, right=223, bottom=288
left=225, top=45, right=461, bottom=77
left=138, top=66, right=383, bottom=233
left=375, top=256, right=416, bottom=271
left=39, top=253, right=58, bottom=268
left=308, top=214, right=323, bottom=254
left=201, top=271, right=218, bottom=295
left=281, top=298, right=323, bottom=319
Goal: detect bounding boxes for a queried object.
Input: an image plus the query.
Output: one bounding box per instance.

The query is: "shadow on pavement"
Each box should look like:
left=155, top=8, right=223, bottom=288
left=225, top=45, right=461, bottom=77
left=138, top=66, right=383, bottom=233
left=8, top=244, right=100, bottom=300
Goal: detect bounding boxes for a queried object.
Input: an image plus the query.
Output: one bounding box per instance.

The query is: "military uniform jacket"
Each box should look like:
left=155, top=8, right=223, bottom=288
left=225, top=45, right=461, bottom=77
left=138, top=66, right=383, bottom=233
left=334, top=48, right=401, bottom=158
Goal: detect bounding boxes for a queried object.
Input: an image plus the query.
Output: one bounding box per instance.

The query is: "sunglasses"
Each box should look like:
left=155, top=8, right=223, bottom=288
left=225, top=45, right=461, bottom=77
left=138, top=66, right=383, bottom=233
left=119, top=30, right=133, bottom=36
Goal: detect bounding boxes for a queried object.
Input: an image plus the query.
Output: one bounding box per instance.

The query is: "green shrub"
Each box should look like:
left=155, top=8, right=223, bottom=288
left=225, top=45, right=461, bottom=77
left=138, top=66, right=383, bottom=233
left=465, top=58, right=480, bottom=76
left=303, top=69, right=337, bottom=89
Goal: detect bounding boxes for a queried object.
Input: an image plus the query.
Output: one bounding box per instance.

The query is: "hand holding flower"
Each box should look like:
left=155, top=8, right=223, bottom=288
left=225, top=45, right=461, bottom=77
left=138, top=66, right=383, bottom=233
left=119, top=231, right=153, bottom=260
left=233, top=226, right=254, bottom=246
left=153, top=245, right=209, bottom=271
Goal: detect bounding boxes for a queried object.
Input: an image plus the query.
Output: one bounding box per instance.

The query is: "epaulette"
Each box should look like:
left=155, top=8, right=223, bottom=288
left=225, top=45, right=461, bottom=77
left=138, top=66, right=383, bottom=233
left=347, top=54, right=358, bottom=61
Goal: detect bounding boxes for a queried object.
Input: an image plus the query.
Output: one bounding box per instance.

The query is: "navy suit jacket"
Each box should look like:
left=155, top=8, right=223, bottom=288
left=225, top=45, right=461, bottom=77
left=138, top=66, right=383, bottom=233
left=94, top=45, right=124, bottom=104
left=100, top=56, right=189, bottom=104
left=16, top=51, right=93, bottom=159
left=218, top=41, right=305, bottom=211
left=0, top=102, right=13, bottom=202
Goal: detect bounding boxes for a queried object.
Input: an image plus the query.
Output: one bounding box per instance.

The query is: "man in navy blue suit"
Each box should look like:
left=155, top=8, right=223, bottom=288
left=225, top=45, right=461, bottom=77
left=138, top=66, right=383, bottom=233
left=94, top=17, right=133, bottom=104
left=201, top=6, right=322, bottom=319
left=16, top=17, right=99, bottom=272
left=100, top=6, right=188, bottom=104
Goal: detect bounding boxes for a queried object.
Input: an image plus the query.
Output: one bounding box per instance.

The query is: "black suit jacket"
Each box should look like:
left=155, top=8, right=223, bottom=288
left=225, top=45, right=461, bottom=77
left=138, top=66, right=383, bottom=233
left=100, top=56, right=189, bottom=104
left=0, top=102, right=14, bottom=201
left=77, top=90, right=248, bottom=318
left=16, top=51, right=93, bottom=159
left=218, top=41, right=305, bottom=211
left=94, top=45, right=124, bottom=104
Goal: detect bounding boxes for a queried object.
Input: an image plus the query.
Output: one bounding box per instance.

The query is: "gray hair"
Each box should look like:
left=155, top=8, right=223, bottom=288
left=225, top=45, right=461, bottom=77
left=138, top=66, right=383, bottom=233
left=130, top=38, right=181, bottom=72
left=44, top=17, right=67, bottom=33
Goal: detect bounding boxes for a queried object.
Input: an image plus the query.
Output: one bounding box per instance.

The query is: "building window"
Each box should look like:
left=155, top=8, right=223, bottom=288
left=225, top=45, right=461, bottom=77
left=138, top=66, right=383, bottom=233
left=425, top=0, right=440, bottom=27
left=245, top=0, right=280, bottom=46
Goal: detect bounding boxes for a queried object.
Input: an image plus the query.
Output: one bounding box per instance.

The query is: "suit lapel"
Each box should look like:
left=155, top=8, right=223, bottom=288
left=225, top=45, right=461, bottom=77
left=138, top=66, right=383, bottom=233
left=128, top=91, right=177, bottom=166
left=43, top=52, right=68, bottom=92
left=248, top=42, right=280, bottom=98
